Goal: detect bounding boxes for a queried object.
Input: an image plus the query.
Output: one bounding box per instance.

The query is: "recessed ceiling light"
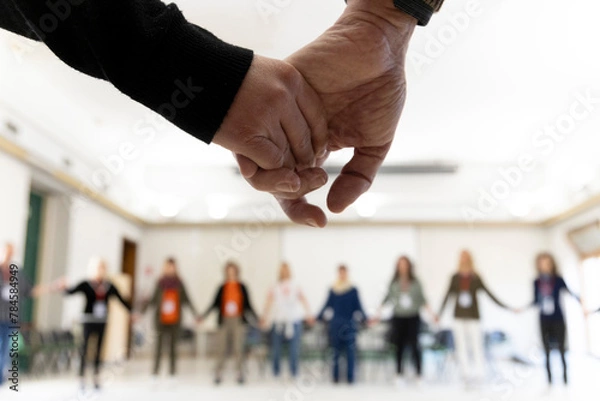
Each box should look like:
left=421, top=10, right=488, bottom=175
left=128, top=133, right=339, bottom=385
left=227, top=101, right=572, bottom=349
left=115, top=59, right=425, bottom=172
left=208, top=203, right=228, bottom=220
left=355, top=194, right=377, bottom=218
left=159, top=196, right=182, bottom=218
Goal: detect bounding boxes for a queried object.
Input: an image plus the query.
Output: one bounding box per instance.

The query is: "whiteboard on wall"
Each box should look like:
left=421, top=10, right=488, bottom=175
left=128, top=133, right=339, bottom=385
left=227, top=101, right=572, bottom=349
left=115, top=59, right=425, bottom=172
left=281, top=226, right=418, bottom=317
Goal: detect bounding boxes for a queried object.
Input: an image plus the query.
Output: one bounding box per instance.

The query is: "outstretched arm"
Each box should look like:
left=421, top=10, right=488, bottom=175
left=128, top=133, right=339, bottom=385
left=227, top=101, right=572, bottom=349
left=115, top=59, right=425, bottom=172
left=480, top=279, right=509, bottom=310
left=559, top=278, right=581, bottom=303
left=1, top=0, right=328, bottom=211
left=64, top=281, right=85, bottom=296
left=109, top=284, right=132, bottom=311
left=0, top=0, right=252, bottom=144
left=180, top=283, right=199, bottom=316
left=317, top=290, right=334, bottom=321
left=201, top=286, right=222, bottom=319
left=438, top=279, right=455, bottom=317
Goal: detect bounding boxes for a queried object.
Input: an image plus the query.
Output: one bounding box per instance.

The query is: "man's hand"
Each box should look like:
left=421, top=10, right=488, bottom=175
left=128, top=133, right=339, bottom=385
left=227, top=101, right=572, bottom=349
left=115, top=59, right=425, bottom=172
left=279, top=0, right=417, bottom=222
left=212, top=55, right=329, bottom=197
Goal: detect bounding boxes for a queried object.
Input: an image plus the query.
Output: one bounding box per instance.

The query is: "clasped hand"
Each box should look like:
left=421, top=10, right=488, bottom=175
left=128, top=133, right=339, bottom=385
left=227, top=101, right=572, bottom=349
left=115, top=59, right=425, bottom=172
left=213, top=0, right=416, bottom=227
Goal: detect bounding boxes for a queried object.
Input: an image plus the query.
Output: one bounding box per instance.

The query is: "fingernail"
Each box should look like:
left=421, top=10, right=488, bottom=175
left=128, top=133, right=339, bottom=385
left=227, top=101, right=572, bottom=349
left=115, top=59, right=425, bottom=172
left=306, top=219, right=319, bottom=228
left=316, top=173, right=328, bottom=186
left=276, top=183, right=294, bottom=192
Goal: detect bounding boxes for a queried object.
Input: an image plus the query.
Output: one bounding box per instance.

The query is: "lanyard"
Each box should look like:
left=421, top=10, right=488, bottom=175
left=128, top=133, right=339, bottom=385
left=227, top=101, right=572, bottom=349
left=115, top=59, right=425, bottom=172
left=93, top=281, right=109, bottom=301
left=459, top=274, right=472, bottom=291
left=539, top=278, right=555, bottom=297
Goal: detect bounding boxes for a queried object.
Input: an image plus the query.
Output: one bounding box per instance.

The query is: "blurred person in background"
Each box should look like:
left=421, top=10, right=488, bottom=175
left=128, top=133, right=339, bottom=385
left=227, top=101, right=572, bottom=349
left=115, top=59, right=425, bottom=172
left=200, top=261, right=257, bottom=385
left=139, top=257, right=201, bottom=379
left=518, top=253, right=582, bottom=386
left=378, top=255, right=436, bottom=387
left=318, top=264, right=370, bottom=384
left=261, top=262, right=314, bottom=380
left=57, top=257, right=132, bottom=391
left=438, top=250, right=514, bottom=387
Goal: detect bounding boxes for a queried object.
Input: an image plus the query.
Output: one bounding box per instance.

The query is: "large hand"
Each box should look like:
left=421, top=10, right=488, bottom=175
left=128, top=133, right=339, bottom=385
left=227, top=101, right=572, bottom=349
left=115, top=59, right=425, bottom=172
left=284, top=0, right=417, bottom=218
left=212, top=55, right=328, bottom=197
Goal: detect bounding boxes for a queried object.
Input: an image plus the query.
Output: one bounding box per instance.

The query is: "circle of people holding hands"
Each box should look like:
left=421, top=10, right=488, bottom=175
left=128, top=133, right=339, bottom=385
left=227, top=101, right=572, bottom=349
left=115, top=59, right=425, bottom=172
left=3, top=243, right=598, bottom=390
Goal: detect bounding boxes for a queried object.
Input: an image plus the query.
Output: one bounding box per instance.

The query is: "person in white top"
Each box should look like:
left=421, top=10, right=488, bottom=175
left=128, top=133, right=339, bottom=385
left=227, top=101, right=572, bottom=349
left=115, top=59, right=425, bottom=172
left=261, top=262, right=314, bottom=378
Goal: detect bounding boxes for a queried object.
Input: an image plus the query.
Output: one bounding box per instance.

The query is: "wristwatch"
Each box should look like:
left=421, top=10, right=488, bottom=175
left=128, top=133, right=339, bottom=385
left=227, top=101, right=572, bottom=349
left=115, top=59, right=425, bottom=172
left=393, top=0, right=445, bottom=26
left=344, top=0, right=445, bottom=27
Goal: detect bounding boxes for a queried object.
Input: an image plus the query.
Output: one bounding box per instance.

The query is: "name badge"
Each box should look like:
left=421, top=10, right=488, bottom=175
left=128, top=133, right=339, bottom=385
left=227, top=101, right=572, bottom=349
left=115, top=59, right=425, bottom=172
left=458, top=291, right=473, bottom=308
left=400, top=293, right=413, bottom=309
left=225, top=301, right=239, bottom=315
left=93, top=302, right=107, bottom=319
left=162, top=300, right=176, bottom=314
left=1, top=285, right=11, bottom=301
left=542, top=297, right=555, bottom=316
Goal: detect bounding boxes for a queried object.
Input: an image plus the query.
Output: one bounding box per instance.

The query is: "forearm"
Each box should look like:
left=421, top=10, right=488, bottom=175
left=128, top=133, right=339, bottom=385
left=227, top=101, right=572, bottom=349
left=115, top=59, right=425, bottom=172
left=262, top=296, right=273, bottom=319
left=1, top=0, right=253, bottom=144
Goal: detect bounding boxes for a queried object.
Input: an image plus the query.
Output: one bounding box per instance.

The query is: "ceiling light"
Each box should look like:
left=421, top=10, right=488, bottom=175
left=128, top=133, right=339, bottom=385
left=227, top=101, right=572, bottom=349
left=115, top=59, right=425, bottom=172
left=208, top=203, right=228, bottom=220
left=206, top=194, right=232, bottom=220
left=158, top=195, right=182, bottom=218
left=355, top=194, right=377, bottom=218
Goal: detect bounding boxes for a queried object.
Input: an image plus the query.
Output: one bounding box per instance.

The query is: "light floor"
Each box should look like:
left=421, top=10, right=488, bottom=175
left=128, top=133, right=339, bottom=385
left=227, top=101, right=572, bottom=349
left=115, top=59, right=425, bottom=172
left=1, top=356, right=599, bottom=401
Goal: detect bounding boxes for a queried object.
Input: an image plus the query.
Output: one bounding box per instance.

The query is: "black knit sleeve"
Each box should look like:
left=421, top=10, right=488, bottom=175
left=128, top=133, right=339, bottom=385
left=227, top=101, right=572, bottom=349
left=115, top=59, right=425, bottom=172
left=0, top=0, right=253, bottom=144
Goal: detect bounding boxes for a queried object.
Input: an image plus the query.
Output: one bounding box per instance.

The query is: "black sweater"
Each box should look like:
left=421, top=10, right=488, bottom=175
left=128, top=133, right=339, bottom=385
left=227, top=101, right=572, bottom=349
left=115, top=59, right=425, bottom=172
left=202, top=282, right=257, bottom=327
left=0, top=0, right=254, bottom=144
left=66, top=280, right=131, bottom=322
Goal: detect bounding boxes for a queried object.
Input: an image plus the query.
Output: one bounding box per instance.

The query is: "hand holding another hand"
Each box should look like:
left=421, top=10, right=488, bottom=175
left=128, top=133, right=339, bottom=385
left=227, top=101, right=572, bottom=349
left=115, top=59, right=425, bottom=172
left=212, top=55, right=330, bottom=226
left=281, top=0, right=417, bottom=225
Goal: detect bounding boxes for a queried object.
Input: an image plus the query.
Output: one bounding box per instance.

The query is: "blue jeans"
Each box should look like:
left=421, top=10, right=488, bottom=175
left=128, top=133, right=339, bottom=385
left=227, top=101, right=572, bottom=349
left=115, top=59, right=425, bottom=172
left=0, top=322, right=11, bottom=385
left=271, top=322, right=302, bottom=377
left=329, top=321, right=357, bottom=383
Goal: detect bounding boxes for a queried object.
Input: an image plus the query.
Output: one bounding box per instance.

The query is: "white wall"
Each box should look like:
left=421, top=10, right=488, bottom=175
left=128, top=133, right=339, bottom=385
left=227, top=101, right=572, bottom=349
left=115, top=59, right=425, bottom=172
left=281, top=226, right=418, bottom=316
left=35, top=194, right=71, bottom=329
left=137, top=226, right=281, bottom=329
left=0, top=152, right=31, bottom=263
left=418, top=227, right=550, bottom=355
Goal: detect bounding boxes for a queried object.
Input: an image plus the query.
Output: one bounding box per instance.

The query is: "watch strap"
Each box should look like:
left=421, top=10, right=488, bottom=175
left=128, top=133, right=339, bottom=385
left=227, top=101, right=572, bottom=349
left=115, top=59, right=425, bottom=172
left=393, top=0, right=445, bottom=26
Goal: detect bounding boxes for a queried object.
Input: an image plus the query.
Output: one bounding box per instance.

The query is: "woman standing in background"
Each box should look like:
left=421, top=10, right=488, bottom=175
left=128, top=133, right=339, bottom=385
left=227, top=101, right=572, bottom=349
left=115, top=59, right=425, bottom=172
left=200, top=261, right=257, bottom=385
left=60, top=258, right=132, bottom=391
left=261, top=262, right=314, bottom=380
left=438, top=250, right=513, bottom=386
left=318, top=264, right=369, bottom=384
left=140, top=257, right=200, bottom=378
left=379, top=256, right=436, bottom=387
left=519, top=253, right=581, bottom=386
